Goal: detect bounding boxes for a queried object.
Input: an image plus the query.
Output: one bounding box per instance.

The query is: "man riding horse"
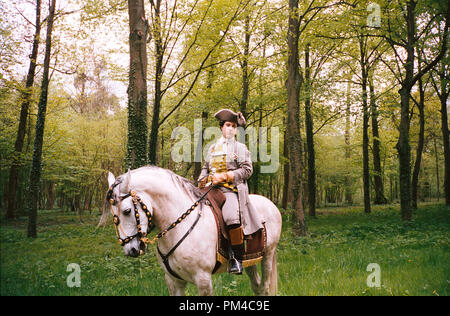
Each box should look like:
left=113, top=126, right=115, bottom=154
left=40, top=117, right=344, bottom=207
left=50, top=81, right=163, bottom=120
left=197, top=109, right=263, bottom=275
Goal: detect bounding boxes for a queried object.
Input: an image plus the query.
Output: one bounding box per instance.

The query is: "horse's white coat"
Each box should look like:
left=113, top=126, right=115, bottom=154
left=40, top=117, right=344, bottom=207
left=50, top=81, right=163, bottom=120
left=103, top=166, right=282, bottom=296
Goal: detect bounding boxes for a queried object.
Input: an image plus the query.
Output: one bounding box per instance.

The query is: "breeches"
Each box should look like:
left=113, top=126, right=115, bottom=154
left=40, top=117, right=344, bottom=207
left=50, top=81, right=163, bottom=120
left=221, top=190, right=240, bottom=226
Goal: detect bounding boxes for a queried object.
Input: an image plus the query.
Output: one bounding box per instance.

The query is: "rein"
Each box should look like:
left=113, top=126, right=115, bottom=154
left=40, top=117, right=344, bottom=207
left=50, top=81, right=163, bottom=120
left=149, top=182, right=214, bottom=244
left=153, top=183, right=214, bottom=280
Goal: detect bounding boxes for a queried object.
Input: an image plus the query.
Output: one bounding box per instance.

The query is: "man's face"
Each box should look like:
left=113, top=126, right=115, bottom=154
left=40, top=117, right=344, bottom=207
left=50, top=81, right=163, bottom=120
left=222, top=121, right=237, bottom=139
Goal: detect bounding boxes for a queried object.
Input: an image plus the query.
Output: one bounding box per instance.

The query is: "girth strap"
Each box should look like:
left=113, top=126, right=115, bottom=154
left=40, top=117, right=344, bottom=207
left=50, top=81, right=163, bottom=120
left=156, top=210, right=202, bottom=281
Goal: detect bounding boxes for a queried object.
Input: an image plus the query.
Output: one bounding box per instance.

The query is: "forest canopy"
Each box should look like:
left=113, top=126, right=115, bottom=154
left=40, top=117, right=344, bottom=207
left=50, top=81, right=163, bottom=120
left=0, top=0, right=448, bottom=235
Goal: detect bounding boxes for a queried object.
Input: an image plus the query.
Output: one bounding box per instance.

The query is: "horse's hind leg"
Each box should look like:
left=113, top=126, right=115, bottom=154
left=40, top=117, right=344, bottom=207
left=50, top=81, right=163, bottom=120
left=165, top=274, right=187, bottom=296
left=245, top=265, right=261, bottom=295
left=259, top=248, right=276, bottom=296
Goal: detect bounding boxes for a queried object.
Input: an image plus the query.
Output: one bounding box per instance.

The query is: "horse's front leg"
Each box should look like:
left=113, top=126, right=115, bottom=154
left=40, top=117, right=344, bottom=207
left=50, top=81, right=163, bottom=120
left=165, top=274, right=187, bottom=296
left=195, top=272, right=213, bottom=296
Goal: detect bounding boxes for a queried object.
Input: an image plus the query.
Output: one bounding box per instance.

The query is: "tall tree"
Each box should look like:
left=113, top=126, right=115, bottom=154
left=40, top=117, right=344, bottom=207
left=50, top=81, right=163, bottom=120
left=429, top=24, right=450, bottom=205
left=358, top=34, right=371, bottom=213
left=286, top=0, right=307, bottom=235
left=27, top=0, right=56, bottom=238
left=147, top=0, right=162, bottom=165
left=410, top=73, right=426, bottom=209
left=126, top=0, right=149, bottom=169
left=432, top=66, right=450, bottom=205
left=240, top=11, right=250, bottom=118
left=383, top=0, right=449, bottom=220
left=344, top=78, right=353, bottom=204
left=369, top=68, right=387, bottom=204
left=7, top=0, right=41, bottom=220
left=304, top=43, right=316, bottom=217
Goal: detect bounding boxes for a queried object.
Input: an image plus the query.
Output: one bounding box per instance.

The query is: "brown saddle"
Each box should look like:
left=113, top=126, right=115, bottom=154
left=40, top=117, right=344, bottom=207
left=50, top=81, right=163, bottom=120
left=200, top=187, right=266, bottom=273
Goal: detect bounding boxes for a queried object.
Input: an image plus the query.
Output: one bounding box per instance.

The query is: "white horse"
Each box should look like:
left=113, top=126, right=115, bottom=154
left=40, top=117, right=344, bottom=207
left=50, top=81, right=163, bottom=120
left=99, top=166, right=282, bottom=296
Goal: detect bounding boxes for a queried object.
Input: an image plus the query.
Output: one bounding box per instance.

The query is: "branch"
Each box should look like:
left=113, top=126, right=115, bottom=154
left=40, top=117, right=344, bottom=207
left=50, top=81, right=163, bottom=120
left=158, top=0, right=250, bottom=127
left=160, top=51, right=241, bottom=94
left=411, top=8, right=449, bottom=87
left=245, top=105, right=283, bottom=127
left=313, top=111, right=342, bottom=135
left=15, top=7, right=36, bottom=27
left=161, top=0, right=210, bottom=94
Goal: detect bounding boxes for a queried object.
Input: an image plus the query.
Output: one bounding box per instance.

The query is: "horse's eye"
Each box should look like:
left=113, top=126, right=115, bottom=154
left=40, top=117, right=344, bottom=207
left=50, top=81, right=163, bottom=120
left=123, top=208, right=131, bottom=215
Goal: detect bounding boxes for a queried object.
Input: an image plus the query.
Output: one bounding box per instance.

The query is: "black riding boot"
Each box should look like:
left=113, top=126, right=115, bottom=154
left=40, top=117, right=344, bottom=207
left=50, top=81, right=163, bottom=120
left=228, top=225, right=244, bottom=275
left=228, top=243, right=244, bottom=275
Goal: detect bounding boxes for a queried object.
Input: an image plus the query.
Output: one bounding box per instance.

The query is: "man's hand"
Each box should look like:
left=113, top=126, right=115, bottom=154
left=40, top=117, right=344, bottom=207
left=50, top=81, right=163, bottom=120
left=212, top=172, right=234, bottom=185
left=197, top=177, right=207, bottom=188
left=212, top=172, right=227, bottom=185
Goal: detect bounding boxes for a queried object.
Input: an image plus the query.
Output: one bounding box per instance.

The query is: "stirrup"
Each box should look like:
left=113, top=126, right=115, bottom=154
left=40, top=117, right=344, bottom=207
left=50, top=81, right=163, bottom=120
left=228, top=257, right=243, bottom=275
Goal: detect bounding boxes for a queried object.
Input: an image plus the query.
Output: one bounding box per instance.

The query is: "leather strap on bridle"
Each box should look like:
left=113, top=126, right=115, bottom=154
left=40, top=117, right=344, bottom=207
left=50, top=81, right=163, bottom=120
left=157, top=209, right=202, bottom=280
left=107, top=181, right=153, bottom=246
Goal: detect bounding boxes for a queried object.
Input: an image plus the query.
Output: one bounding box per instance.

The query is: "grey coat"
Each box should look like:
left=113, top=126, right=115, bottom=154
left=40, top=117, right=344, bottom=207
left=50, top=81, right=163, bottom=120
left=199, top=139, right=263, bottom=235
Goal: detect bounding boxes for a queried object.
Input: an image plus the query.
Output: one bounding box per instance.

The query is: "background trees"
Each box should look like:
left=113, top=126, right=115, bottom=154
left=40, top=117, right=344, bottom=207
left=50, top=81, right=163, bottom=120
left=0, top=0, right=448, bottom=236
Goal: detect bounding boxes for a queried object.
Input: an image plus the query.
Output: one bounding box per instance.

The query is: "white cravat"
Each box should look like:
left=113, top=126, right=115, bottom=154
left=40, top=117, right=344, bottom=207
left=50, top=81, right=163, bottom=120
left=216, top=136, right=235, bottom=154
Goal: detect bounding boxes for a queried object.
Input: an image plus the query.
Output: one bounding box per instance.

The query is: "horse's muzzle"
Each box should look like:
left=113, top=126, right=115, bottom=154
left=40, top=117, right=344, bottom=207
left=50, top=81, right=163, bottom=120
left=129, top=247, right=140, bottom=257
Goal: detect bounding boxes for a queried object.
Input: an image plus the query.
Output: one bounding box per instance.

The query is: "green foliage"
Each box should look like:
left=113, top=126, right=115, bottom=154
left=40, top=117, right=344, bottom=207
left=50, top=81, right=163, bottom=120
left=1, top=203, right=448, bottom=295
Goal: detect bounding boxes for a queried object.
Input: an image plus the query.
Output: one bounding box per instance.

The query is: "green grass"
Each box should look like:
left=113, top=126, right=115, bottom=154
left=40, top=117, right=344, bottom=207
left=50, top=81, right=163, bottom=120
left=1, top=203, right=448, bottom=296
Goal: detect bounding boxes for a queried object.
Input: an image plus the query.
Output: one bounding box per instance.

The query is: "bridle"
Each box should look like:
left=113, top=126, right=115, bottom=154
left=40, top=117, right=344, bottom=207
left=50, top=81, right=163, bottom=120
left=106, top=176, right=215, bottom=280
left=107, top=179, right=153, bottom=247
left=106, top=176, right=214, bottom=247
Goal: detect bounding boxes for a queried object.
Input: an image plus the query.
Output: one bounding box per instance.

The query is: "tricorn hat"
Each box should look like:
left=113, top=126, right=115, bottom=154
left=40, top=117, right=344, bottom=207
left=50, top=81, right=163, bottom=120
left=214, top=109, right=246, bottom=127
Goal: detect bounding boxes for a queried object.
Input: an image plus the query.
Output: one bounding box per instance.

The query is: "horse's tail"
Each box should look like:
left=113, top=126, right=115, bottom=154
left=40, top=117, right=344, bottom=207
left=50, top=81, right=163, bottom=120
left=97, top=193, right=111, bottom=227
left=269, top=251, right=278, bottom=295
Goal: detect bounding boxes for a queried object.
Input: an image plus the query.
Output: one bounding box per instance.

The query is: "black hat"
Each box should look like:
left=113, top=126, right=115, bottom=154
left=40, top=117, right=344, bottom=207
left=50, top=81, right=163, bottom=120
left=214, top=109, right=246, bottom=127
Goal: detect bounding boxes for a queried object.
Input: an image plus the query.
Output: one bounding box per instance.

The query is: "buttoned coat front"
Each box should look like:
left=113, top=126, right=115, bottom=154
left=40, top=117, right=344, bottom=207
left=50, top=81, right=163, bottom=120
left=199, top=138, right=263, bottom=235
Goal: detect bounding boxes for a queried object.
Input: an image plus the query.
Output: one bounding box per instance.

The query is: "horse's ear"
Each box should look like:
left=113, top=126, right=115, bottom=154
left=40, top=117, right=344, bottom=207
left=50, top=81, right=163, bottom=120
left=108, top=172, right=115, bottom=187
left=120, top=169, right=131, bottom=193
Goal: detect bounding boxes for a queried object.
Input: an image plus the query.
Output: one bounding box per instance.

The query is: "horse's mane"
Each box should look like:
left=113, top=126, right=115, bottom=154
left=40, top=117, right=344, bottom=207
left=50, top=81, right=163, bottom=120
left=140, top=165, right=204, bottom=200
left=98, top=166, right=204, bottom=227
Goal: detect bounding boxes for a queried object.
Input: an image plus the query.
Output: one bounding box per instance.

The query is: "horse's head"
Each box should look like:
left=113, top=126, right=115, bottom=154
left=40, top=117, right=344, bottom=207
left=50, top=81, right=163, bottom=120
left=99, top=170, right=153, bottom=258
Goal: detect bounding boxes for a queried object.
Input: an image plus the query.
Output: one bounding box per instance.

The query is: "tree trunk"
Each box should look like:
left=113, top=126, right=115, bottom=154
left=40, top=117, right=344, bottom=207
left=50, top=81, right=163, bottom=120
left=433, top=138, right=440, bottom=201
left=27, top=0, right=56, bottom=238
left=397, top=0, right=416, bottom=221
left=126, top=0, right=148, bottom=169
left=359, top=36, right=371, bottom=214
left=194, top=111, right=208, bottom=180
left=282, top=125, right=290, bottom=210
left=304, top=43, right=316, bottom=217
left=369, top=73, right=387, bottom=204
left=411, top=76, right=425, bottom=209
left=252, top=38, right=266, bottom=195
left=148, top=0, right=163, bottom=165
left=287, top=0, right=307, bottom=236
left=240, top=13, right=250, bottom=119
left=345, top=79, right=353, bottom=204
left=439, top=76, right=450, bottom=205
left=46, top=181, right=55, bottom=210
left=7, top=0, right=41, bottom=220
left=398, top=87, right=412, bottom=220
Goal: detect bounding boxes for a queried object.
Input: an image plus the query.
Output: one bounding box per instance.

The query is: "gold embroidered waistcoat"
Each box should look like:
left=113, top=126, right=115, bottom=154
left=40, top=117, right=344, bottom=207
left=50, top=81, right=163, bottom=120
left=208, top=143, right=238, bottom=192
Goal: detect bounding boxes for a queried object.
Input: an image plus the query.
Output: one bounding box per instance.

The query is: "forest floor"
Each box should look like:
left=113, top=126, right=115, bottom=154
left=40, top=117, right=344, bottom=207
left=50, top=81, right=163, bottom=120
left=1, top=202, right=448, bottom=296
